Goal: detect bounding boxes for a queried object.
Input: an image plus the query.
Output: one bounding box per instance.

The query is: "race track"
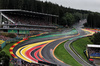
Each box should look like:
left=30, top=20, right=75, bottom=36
left=11, top=20, right=94, bottom=66
left=13, top=29, right=79, bottom=65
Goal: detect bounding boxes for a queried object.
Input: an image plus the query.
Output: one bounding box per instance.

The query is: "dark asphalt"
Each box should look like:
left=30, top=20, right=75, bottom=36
left=64, top=31, right=92, bottom=66
left=41, top=20, right=92, bottom=66
left=64, top=20, right=92, bottom=66
left=13, top=28, right=75, bottom=65
left=41, top=36, right=77, bottom=66
left=13, top=19, right=92, bottom=66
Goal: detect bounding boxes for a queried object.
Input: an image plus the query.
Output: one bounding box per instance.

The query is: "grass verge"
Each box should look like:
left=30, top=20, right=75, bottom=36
left=71, top=37, right=92, bottom=61
left=54, top=41, right=82, bottom=66
left=1, top=42, right=18, bottom=66
left=1, top=42, right=17, bottom=58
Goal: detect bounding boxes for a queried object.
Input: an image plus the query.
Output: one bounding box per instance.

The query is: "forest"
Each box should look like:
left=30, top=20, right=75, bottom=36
left=0, top=0, right=91, bottom=27
left=84, top=13, right=100, bottom=28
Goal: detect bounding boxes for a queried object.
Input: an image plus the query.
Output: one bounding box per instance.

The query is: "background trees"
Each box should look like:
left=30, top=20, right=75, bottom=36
left=0, top=51, right=10, bottom=66
left=85, top=13, right=100, bottom=28
left=62, top=12, right=75, bottom=27
left=89, top=33, right=100, bottom=44
left=0, top=0, right=91, bottom=26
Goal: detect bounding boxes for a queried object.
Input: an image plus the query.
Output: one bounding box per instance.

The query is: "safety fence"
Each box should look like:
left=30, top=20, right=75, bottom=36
left=10, top=58, right=43, bottom=66
left=1, top=37, right=23, bottom=49
left=10, top=58, right=57, bottom=66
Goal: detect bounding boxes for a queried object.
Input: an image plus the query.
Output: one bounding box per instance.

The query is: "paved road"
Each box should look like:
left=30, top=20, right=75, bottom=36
left=41, top=19, right=92, bottom=66
left=41, top=33, right=81, bottom=65
left=41, top=35, right=79, bottom=66
left=64, top=20, right=92, bottom=66
left=64, top=29, right=92, bottom=66
left=13, top=19, right=92, bottom=66
left=13, top=28, right=78, bottom=65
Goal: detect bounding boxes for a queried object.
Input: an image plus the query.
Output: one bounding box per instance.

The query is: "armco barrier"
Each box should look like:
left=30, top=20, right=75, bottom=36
left=1, top=37, right=23, bottom=49
left=1, top=41, right=6, bottom=49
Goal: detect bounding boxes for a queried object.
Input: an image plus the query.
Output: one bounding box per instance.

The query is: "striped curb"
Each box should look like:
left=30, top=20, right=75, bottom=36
left=52, top=34, right=80, bottom=64
left=9, top=32, right=48, bottom=58
left=9, top=38, right=28, bottom=58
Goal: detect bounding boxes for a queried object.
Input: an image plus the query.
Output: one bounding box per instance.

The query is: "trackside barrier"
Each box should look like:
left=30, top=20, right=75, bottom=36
left=6, top=37, right=23, bottom=43
left=10, top=58, right=42, bottom=66
left=1, top=37, right=23, bottom=49
left=9, top=38, right=29, bottom=58
left=38, top=61, right=57, bottom=66
left=1, top=41, right=6, bottom=49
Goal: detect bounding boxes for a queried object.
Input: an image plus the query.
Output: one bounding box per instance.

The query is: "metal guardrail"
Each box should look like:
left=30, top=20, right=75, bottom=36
left=0, top=37, right=23, bottom=49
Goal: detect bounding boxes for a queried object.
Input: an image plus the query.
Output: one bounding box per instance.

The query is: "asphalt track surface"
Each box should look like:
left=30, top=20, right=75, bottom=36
left=13, top=29, right=79, bottom=65
left=64, top=30, right=92, bottom=66
left=13, top=20, right=92, bottom=66
left=41, top=20, right=92, bottom=66
left=41, top=36, right=78, bottom=66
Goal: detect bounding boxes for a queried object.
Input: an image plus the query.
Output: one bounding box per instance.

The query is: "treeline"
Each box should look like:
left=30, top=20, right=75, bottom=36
left=89, top=33, right=100, bottom=44
left=0, top=0, right=91, bottom=26
left=0, top=51, right=10, bottom=66
left=84, top=13, right=100, bottom=28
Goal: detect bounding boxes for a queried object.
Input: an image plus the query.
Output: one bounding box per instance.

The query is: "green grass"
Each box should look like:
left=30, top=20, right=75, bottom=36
left=9, top=63, right=14, bottom=66
left=54, top=41, right=82, bottom=66
left=71, top=37, right=92, bottom=61
left=0, top=42, right=18, bottom=66
left=1, top=42, right=17, bottom=58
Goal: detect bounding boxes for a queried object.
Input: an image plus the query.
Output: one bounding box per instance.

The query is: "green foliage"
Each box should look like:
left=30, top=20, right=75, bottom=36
left=0, top=51, right=10, bottom=66
left=86, top=13, right=100, bottom=28
left=0, top=0, right=91, bottom=26
left=91, top=33, right=100, bottom=44
left=74, top=12, right=82, bottom=19
left=61, top=12, right=88, bottom=27
left=6, top=33, right=16, bottom=38
left=54, top=41, right=82, bottom=66
left=0, top=33, right=16, bottom=38
left=62, top=12, right=75, bottom=27
left=72, top=37, right=92, bottom=61
left=73, top=13, right=80, bottom=22
left=1, top=42, right=17, bottom=58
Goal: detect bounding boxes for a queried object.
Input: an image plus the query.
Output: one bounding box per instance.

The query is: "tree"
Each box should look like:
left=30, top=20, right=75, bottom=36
left=0, top=51, right=10, bottom=66
left=92, top=33, right=100, bottom=44
left=0, top=0, right=91, bottom=26
left=18, top=0, right=24, bottom=9
left=74, top=12, right=82, bottom=19
left=86, top=13, right=100, bottom=28
left=62, top=12, right=75, bottom=27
